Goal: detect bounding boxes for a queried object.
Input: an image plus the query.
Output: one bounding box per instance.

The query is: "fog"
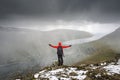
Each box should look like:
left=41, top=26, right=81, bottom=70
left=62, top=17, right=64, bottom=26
left=0, top=20, right=119, bottom=79
left=0, top=28, right=94, bottom=80
left=0, top=25, right=119, bottom=78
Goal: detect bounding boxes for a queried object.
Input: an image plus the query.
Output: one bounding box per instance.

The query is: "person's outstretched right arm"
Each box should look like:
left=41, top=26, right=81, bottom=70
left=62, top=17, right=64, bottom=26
left=62, top=45, right=72, bottom=48
left=49, top=44, right=58, bottom=48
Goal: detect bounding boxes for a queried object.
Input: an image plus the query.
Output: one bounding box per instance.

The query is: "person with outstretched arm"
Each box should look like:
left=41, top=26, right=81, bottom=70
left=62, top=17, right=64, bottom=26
left=49, top=42, right=72, bottom=66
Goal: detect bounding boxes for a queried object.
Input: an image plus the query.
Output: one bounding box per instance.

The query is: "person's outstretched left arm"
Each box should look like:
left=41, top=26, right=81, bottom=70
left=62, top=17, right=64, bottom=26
left=49, top=44, right=58, bottom=48
left=62, top=45, right=72, bottom=48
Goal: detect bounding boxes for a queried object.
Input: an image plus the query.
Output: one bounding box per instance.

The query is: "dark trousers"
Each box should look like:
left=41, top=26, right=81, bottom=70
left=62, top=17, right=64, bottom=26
left=58, top=55, right=63, bottom=66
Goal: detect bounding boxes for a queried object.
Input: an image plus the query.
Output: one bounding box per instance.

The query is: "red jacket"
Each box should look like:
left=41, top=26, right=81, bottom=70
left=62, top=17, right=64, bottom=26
left=49, top=42, right=71, bottom=49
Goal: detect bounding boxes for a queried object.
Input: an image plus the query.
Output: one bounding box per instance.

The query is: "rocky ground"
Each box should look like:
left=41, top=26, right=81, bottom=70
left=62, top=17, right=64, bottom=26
left=32, top=59, right=120, bottom=80
left=9, top=54, right=120, bottom=80
left=14, top=58, right=120, bottom=80
left=10, top=52, right=120, bottom=80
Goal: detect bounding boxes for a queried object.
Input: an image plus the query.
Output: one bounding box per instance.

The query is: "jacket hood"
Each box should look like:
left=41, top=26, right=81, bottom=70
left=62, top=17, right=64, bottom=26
left=58, top=42, right=62, bottom=46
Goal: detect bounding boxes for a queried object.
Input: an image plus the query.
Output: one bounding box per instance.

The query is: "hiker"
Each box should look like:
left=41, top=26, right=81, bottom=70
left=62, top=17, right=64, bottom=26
left=49, top=42, right=72, bottom=66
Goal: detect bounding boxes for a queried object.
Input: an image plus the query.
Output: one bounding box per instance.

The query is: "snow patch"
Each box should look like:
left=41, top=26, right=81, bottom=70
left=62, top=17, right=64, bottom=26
left=117, top=59, right=120, bottom=65
left=104, top=64, right=120, bottom=74
left=95, top=73, right=101, bottom=77
left=104, top=59, right=120, bottom=75
left=34, top=67, right=88, bottom=80
left=16, top=79, right=21, bottom=80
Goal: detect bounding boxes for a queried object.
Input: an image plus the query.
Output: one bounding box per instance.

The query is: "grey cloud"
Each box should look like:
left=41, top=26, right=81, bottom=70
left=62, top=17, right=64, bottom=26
left=0, top=0, right=120, bottom=23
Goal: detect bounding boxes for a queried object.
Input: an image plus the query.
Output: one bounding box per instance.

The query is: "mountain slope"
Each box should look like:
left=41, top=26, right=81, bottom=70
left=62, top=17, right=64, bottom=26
left=98, top=27, right=120, bottom=52
left=83, top=27, right=120, bottom=54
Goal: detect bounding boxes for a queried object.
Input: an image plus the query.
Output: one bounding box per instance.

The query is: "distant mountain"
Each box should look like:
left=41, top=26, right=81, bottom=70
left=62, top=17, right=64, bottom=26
left=0, top=26, right=23, bottom=31
left=80, top=27, right=120, bottom=55
left=0, top=26, right=93, bottom=43
left=97, top=27, right=120, bottom=52
left=43, top=29, right=93, bottom=42
left=99, top=27, right=120, bottom=41
left=0, top=26, right=34, bottom=31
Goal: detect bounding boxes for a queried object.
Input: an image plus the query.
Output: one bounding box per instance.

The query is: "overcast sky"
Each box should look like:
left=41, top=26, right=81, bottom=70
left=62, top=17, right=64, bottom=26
left=0, top=0, right=120, bottom=34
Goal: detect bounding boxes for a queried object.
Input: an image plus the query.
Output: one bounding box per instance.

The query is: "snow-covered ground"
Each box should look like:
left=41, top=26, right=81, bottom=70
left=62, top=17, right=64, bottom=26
left=34, top=59, right=120, bottom=80
left=104, top=64, right=120, bottom=75
left=103, top=59, right=120, bottom=75
left=34, top=67, right=88, bottom=80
